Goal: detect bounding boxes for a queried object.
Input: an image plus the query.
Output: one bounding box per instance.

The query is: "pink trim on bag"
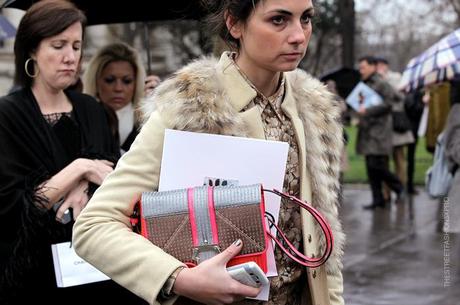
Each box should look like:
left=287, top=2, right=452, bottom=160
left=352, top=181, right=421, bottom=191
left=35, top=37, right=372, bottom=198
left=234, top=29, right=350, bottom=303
left=207, top=187, right=219, bottom=244
left=187, top=188, right=199, bottom=246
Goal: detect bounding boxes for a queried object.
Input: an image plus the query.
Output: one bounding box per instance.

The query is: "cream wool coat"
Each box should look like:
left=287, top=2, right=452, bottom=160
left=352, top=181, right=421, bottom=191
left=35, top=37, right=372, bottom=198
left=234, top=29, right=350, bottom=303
left=73, top=53, right=345, bottom=305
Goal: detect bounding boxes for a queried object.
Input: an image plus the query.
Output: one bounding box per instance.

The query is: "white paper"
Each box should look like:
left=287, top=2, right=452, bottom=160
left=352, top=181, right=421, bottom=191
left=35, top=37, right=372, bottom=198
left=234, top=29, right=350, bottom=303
left=159, top=129, right=289, bottom=300
left=51, top=242, right=109, bottom=287
left=346, top=81, right=383, bottom=111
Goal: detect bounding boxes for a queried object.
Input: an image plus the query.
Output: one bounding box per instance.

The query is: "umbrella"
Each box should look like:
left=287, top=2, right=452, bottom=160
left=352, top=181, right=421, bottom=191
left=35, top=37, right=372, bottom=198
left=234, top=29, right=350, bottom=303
left=320, top=67, right=361, bottom=99
left=1, top=0, right=205, bottom=25
left=399, top=28, right=460, bottom=92
left=1, top=0, right=206, bottom=73
left=0, top=14, right=15, bottom=40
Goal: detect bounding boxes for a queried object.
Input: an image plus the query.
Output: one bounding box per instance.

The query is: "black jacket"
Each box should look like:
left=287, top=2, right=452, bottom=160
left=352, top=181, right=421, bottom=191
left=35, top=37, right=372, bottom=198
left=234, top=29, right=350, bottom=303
left=0, top=88, right=144, bottom=305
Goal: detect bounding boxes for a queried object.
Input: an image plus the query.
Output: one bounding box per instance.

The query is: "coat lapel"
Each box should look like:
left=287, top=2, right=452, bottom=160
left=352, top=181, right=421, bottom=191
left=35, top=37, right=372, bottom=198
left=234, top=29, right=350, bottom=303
left=216, top=54, right=266, bottom=139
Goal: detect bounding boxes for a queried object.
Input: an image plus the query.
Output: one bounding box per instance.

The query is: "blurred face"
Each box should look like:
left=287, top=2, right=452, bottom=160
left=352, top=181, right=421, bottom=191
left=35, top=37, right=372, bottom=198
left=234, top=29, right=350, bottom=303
left=376, top=62, right=388, bottom=76
left=96, top=60, right=136, bottom=111
left=32, top=22, right=82, bottom=91
left=229, top=0, right=314, bottom=75
left=359, top=60, right=376, bottom=81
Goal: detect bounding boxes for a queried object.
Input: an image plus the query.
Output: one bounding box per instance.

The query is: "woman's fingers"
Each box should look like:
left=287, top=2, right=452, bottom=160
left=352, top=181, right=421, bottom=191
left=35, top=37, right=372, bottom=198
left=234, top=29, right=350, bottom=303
left=72, top=201, right=82, bottom=219
left=55, top=180, right=89, bottom=222
left=215, top=239, right=243, bottom=264
left=96, top=159, right=114, bottom=167
left=172, top=240, right=261, bottom=303
left=144, top=75, right=161, bottom=95
left=85, top=160, right=114, bottom=184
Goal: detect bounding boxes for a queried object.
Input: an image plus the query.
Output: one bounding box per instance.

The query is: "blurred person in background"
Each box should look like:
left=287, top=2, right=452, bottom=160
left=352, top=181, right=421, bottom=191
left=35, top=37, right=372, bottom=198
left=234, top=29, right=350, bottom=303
left=443, top=91, right=460, bottom=233
left=375, top=57, right=401, bottom=89
left=404, top=88, right=425, bottom=194
left=83, top=42, right=161, bottom=154
left=376, top=57, right=414, bottom=200
left=357, top=56, right=405, bottom=209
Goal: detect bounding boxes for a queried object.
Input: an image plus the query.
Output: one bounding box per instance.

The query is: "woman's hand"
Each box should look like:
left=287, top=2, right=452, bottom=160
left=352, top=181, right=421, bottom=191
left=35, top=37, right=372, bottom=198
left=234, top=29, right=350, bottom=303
left=38, top=158, right=113, bottom=210
left=82, top=159, right=114, bottom=185
left=173, top=240, right=261, bottom=305
left=55, top=179, right=89, bottom=222
left=144, top=74, right=161, bottom=96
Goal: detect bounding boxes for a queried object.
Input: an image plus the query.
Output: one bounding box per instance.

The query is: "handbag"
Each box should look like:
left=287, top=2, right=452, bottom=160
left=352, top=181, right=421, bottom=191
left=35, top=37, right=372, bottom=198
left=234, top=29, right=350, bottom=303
left=426, top=132, right=454, bottom=198
left=130, top=184, right=333, bottom=271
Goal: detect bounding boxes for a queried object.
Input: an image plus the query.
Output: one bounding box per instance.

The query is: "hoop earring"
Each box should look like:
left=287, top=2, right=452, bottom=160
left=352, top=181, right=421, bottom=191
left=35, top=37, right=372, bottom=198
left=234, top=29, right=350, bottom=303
left=25, top=58, right=38, bottom=78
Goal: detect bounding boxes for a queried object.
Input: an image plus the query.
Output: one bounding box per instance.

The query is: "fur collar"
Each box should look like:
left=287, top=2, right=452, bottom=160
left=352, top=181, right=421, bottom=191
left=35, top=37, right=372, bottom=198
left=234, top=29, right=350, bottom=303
left=141, top=56, right=345, bottom=274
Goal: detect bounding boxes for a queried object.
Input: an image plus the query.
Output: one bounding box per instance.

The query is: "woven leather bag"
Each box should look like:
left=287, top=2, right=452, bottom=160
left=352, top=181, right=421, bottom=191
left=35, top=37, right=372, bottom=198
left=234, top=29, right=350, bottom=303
left=130, top=184, right=333, bottom=271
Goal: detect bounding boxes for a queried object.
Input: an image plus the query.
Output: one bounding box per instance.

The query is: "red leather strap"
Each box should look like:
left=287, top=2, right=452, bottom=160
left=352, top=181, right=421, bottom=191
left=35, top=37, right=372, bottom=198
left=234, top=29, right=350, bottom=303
left=263, top=189, right=334, bottom=268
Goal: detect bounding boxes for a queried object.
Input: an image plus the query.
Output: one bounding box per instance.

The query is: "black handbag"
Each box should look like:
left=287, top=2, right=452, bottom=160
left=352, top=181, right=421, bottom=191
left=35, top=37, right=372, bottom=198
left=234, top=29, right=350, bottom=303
left=392, top=110, right=412, bottom=132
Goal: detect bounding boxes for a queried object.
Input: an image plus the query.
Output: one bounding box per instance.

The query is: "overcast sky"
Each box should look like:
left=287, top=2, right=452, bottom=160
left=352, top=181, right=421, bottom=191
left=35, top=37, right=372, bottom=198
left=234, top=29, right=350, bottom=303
left=354, top=0, right=456, bottom=37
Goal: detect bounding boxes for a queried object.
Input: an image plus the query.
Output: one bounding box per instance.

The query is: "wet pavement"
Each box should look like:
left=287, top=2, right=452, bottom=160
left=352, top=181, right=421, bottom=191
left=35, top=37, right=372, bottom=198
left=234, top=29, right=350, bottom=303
left=341, top=184, right=460, bottom=305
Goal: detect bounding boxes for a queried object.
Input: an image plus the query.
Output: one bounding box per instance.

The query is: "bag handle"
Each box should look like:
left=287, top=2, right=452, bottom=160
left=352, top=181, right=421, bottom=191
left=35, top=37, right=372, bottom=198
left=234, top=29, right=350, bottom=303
left=263, top=189, right=334, bottom=268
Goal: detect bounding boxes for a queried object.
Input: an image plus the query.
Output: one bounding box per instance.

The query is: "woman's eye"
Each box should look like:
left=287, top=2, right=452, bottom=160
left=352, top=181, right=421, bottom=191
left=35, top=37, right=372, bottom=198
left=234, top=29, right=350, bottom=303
left=52, top=44, right=64, bottom=49
left=103, top=77, right=115, bottom=84
left=122, top=79, right=133, bottom=85
left=301, top=14, right=313, bottom=24
left=271, top=16, right=285, bottom=25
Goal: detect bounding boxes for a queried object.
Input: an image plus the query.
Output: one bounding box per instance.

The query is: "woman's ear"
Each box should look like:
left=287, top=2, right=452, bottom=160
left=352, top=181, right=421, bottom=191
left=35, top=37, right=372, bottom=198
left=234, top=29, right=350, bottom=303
left=225, top=11, right=242, bottom=39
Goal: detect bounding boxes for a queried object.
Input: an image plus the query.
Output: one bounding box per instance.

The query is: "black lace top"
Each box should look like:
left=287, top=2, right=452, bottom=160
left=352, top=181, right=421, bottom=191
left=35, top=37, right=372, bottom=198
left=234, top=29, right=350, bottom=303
left=43, top=112, right=81, bottom=162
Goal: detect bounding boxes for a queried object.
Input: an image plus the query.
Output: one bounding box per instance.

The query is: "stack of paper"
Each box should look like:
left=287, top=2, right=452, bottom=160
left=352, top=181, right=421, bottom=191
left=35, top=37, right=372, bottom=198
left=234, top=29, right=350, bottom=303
left=51, top=242, right=109, bottom=287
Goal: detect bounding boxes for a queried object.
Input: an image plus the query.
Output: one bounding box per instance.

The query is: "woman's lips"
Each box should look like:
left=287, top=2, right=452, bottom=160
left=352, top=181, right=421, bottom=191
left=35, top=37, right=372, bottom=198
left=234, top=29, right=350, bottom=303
left=281, top=53, right=303, bottom=60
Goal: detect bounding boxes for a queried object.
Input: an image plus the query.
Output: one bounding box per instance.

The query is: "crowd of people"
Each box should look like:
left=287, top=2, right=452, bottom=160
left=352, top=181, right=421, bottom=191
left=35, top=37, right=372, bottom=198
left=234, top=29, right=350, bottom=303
left=0, top=0, right=458, bottom=304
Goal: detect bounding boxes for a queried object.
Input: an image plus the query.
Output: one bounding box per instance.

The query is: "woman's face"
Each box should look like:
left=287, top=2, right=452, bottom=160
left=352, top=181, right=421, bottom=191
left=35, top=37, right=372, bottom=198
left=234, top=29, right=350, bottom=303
left=33, top=22, right=82, bottom=91
left=231, top=0, right=314, bottom=74
left=96, top=60, right=136, bottom=111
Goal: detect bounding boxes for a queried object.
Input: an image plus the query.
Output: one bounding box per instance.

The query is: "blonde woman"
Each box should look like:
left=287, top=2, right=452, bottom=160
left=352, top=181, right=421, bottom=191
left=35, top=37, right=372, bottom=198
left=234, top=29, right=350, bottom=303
left=83, top=42, right=160, bottom=154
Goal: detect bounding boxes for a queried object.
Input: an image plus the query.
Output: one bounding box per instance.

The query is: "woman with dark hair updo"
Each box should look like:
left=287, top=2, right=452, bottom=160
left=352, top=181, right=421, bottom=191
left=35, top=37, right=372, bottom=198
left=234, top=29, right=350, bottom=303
left=74, top=1, right=345, bottom=304
left=0, top=1, right=146, bottom=304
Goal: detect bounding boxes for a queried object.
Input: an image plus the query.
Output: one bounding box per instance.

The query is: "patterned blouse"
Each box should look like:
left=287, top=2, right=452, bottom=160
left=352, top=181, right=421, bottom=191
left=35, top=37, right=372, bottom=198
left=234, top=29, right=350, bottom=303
left=232, top=58, right=307, bottom=305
